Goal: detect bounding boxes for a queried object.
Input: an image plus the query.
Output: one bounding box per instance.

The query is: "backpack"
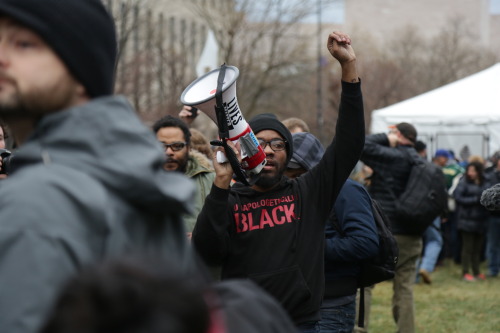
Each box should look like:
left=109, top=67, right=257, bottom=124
left=358, top=199, right=399, bottom=287
left=330, top=198, right=399, bottom=328
left=394, top=150, right=448, bottom=235
left=330, top=197, right=399, bottom=287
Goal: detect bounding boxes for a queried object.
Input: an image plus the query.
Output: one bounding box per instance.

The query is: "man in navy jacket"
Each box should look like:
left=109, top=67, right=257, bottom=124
left=286, top=132, right=378, bottom=332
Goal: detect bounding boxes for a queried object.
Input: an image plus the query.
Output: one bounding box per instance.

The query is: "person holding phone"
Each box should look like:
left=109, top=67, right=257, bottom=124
left=179, top=105, right=199, bottom=125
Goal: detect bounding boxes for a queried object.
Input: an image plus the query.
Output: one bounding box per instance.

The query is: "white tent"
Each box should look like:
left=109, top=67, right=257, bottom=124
left=370, top=63, right=500, bottom=160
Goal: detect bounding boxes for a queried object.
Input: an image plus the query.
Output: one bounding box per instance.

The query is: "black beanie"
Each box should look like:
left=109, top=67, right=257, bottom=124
left=0, top=0, right=117, bottom=98
left=248, top=114, right=293, bottom=163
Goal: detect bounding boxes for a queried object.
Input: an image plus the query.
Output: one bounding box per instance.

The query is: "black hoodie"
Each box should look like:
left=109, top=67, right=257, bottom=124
left=193, top=81, right=364, bottom=324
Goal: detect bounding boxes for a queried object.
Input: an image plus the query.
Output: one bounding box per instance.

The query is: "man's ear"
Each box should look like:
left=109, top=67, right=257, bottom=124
left=77, top=83, right=87, bottom=96
left=75, top=83, right=90, bottom=104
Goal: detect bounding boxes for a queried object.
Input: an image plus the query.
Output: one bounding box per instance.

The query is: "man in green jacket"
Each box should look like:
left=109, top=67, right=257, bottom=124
left=153, top=115, right=215, bottom=238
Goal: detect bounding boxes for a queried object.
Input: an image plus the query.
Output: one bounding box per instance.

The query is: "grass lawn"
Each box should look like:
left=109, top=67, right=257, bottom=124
left=368, top=259, right=500, bottom=333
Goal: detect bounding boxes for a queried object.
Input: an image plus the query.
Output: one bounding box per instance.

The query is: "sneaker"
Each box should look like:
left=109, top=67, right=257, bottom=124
left=463, top=273, right=476, bottom=282
left=419, top=268, right=432, bottom=284
left=475, top=273, right=486, bottom=281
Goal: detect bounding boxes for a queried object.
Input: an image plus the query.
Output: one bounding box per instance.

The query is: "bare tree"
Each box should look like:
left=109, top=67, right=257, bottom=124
left=178, top=0, right=335, bottom=119
left=339, top=15, right=499, bottom=132
left=105, top=0, right=209, bottom=122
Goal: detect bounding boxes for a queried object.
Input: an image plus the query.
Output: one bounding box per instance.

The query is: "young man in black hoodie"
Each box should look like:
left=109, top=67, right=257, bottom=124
left=193, top=31, right=364, bottom=331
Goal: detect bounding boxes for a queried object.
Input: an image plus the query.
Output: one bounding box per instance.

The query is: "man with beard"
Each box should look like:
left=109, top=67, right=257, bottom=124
left=192, top=31, right=365, bottom=331
left=0, top=1, right=197, bottom=332
left=153, top=115, right=215, bottom=237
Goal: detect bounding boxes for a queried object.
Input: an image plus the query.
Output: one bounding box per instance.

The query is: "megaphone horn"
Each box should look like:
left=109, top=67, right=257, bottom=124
left=180, top=66, right=266, bottom=176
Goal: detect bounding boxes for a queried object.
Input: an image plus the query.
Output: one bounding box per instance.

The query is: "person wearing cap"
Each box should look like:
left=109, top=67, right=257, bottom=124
left=0, top=1, right=198, bottom=332
left=192, top=31, right=364, bottom=331
left=285, top=132, right=378, bottom=333
left=360, top=122, right=421, bottom=333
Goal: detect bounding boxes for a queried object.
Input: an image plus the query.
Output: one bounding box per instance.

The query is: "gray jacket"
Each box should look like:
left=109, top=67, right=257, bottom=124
left=0, top=96, right=196, bottom=333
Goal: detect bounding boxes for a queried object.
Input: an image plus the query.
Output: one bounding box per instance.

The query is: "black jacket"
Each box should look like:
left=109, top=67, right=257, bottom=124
left=360, top=134, right=417, bottom=235
left=192, top=82, right=364, bottom=325
left=454, top=177, right=490, bottom=233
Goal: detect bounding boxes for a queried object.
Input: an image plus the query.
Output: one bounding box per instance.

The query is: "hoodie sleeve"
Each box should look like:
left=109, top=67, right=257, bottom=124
left=324, top=180, right=379, bottom=262
left=192, top=184, right=232, bottom=265
left=298, top=81, right=365, bottom=222
left=361, top=133, right=406, bottom=168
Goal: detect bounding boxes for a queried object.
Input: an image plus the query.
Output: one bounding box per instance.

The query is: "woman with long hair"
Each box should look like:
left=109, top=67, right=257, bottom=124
left=453, top=161, right=490, bottom=281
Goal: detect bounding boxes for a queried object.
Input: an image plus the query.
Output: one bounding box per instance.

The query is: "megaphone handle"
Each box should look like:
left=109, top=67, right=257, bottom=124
left=216, top=151, right=228, bottom=163
left=210, top=139, right=231, bottom=164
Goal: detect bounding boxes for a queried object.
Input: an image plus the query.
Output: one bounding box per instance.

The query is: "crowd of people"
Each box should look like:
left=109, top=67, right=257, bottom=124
left=0, top=1, right=498, bottom=333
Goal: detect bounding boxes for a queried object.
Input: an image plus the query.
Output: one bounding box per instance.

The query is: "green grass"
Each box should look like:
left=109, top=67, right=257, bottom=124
left=368, top=260, right=500, bottom=333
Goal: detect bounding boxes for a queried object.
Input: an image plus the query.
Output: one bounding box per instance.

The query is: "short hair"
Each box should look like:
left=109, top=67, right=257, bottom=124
left=467, top=155, right=485, bottom=165
left=152, top=115, right=191, bottom=145
left=414, top=140, right=426, bottom=153
left=41, top=259, right=210, bottom=333
left=490, top=151, right=500, bottom=165
left=282, top=117, right=310, bottom=133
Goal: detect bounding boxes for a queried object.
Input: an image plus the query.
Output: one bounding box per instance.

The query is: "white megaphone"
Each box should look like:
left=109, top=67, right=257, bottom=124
left=180, top=65, right=266, bottom=176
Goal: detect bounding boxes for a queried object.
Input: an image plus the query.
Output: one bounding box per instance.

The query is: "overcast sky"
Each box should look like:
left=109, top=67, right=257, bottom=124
left=243, top=0, right=344, bottom=24
left=309, top=0, right=500, bottom=20
left=253, top=0, right=500, bottom=23
left=301, top=0, right=344, bottom=24
left=492, top=0, right=500, bottom=14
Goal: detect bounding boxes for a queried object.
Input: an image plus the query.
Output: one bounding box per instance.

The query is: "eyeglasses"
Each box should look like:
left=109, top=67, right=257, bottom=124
left=258, top=138, right=287, bottom=152
left=162, top=142, right=187, bottom=152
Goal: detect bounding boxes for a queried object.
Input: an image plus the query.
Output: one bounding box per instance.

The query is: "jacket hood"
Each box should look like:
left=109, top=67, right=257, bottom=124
left=10, top=96, right=195, bottom=214
left=185, top=150, right=213, bottom=178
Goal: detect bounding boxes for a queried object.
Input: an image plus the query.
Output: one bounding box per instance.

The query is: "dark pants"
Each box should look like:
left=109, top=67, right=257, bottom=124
left=319, top=301, right=356, bottom=333
left=442, top=211, right=461, bottom=262
left=461, top=231, right=484, bottom=276
left=297, top=321, right=320, bottom=333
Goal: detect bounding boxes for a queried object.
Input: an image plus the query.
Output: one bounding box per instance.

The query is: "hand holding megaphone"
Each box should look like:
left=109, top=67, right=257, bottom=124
left=211, top=140, right=242, bottom=189
left=180, top=65, right=266, bottom=183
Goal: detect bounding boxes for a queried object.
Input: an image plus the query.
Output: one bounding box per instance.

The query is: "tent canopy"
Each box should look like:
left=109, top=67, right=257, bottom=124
left=370, top=63, right=500, bottom=160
